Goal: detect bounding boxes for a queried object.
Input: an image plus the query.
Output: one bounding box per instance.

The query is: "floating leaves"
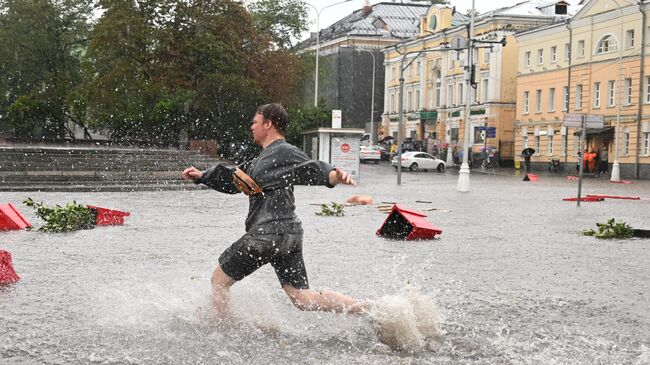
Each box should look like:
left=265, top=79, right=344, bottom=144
left=315, top=202, right=345, bottom=217
left=23, top=198, right=95, bottom=233
left=581, top=218, right=634, bottom=239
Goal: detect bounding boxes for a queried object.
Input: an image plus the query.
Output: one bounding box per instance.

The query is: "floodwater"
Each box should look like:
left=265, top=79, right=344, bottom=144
left=1, top=164, right=649, bottom=364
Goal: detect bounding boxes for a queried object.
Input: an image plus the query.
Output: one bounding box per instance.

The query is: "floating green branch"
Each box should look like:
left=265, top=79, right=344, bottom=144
left=582, top=218, right=634, bottom=239
left=315, top=202, right=345, bottom=217
left=23, top=198, right=96, bottom=233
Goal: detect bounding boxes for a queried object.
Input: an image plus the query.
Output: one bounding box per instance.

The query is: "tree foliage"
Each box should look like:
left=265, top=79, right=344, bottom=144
left=1, top=0, right=311, bottom=155
left=0, top=0, right=93, bottom=138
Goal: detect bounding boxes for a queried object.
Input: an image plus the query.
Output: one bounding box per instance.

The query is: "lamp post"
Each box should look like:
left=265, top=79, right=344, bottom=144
left=457, top=0, right=476, bottom=192
left=611, top=0, right=625, bottom=181
left=394, top=47, right=446, bottom=185
left=304, top=0, right=352, bottom=107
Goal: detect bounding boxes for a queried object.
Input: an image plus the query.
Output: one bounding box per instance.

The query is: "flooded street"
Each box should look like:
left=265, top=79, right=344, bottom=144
left=1, top=164, right=649, bottom=364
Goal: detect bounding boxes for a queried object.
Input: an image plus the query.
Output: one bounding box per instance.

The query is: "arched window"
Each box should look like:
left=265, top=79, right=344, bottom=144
left=596, top=34, right=618, bottom=54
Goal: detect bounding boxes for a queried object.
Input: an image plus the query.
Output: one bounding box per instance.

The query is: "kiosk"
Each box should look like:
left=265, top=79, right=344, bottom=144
left=302, top=128, right=364, bottom=180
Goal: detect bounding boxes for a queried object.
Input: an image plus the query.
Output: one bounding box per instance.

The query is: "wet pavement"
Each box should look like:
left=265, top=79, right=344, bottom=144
left=1, top=162, right=649, bottom=364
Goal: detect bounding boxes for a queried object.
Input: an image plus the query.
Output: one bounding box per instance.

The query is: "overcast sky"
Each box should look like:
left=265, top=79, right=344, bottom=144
left=301, top=0, right=578, bottom=41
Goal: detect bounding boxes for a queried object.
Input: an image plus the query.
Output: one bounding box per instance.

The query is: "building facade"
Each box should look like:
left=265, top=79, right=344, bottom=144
left=381, top=1, right=570, bottom=165
left=299, top=2, right=429, bottom=133
left=515, top=0, right=650, bottom=178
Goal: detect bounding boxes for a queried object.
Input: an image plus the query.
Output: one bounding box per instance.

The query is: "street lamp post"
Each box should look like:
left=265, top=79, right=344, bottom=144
left=611, top=1, right=625, bottom=181
left=304, top=0, right=352, bottom=107
left=457, top=0, right=476, bottom=192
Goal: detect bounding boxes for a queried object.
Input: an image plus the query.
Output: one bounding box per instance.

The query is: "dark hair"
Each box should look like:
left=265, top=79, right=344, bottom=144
left=256, top=103, right=289, bottom=135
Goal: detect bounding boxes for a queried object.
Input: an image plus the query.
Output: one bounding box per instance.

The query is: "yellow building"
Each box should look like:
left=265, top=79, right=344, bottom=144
left=381, top=1, right=570, bottom=165
left=515, top=0, right=650, bottom=178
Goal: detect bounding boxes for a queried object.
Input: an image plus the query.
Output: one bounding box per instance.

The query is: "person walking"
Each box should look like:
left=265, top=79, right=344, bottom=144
left=182, top=103, right=367, bottom=317
left=600, top=144, right=609, bottom=175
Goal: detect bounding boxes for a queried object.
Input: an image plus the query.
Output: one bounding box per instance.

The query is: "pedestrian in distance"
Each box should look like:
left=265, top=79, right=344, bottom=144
left=600, top=144, right=609, bottom=175
left=594, top=147, right=601, bottom=177
left=182, top=103, right=368, bottom=318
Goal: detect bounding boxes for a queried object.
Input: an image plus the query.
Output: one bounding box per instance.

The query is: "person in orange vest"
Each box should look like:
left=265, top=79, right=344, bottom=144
left=583, top=149, right=590, bottom=173
left=587, top=148, right=597, bottom=173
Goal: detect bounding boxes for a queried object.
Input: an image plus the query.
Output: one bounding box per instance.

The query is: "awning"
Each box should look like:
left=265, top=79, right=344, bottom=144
left=573, top=127, right=614, bottom=136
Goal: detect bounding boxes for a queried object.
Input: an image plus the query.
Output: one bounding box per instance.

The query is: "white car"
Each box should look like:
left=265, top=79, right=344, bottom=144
left=359, top=146, right=381, bottom=163
left=392, top=151, right=446, bottom=172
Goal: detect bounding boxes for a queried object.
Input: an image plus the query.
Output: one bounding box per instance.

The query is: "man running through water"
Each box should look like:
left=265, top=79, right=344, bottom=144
left=182, top=103, right=368, bottom=317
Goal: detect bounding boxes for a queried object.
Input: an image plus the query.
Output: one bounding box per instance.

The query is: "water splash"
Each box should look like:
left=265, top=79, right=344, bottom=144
left=368, top=285, right=442, bottom=352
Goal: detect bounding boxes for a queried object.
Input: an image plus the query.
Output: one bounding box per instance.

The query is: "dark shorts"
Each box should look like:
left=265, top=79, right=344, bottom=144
left=218, top=233, right=309, bottom=289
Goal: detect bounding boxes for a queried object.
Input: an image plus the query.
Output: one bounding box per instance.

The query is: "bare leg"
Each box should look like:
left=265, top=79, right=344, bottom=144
left=211, top=265, right=236, bottom=316
left=283, top=285, right=368, bottom=315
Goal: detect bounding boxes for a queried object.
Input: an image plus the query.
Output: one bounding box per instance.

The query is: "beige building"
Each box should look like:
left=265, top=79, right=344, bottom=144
left=515, top=0, right=650, bottom=178
left=381, top=1, right=570, bottom=165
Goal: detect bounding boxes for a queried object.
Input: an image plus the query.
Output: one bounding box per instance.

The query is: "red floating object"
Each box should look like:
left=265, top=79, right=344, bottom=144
left=0, top=250, right=20, bottom=285
left=566, top=176, right=579, bottom=181
left=0, top=203, right=32, bottom=231
left=87, top=205, right=131, bottom=226
left=523, top=174, right=539, bottom=182
left=562, top=197, right=604, bottom=202
left=610, top=180, right=634, bottom=184
left=376, top=204, right=443, bottom=240
left=586, top=195, right=640, bottom=200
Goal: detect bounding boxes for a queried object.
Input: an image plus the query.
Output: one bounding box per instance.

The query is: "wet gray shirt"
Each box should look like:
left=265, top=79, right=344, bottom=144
left=198, top=139, right=335, bottom=234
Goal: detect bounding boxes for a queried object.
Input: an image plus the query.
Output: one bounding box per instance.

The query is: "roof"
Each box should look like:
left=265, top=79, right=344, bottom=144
left=298, top=2, right=430, bottom=48
left=475, top=0, right=580, bottom=18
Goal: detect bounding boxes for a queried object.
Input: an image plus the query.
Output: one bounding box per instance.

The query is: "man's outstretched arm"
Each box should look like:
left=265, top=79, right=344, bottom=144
left=328, top=167, right=356, bottom=187
left=182, top=165, right=240, bottom=194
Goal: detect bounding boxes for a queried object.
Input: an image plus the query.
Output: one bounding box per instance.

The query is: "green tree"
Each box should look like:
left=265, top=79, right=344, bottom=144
left=246, top=0, right=308, bottom=49
left=0, top=0, right=93, bottom=138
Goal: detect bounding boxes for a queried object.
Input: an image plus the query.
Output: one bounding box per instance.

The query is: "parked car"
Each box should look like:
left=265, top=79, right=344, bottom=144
left=370, top=145, right=391, bottom=161
left=391, top=151, right=446, bottom=172
left=359, top=145, right=381, bottom=163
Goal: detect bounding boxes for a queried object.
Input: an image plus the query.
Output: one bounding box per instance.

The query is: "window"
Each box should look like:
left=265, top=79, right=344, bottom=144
left=563, top=86, right=569, bottom=111
left=561, top=133, right=567, bottom=156
left=447, top=81, right=454, bottom=105
left=415, top=89, right=420, bottom=110
left=594, top=82, right=601, bottom=108
left=551, top=46, right=557, bottom=63
left=474, top=127, right=485, bottom=144
left=596, top=35, right=618, bottom=54
left=548, top=133, right=554, bottom=155
left=578, top=40, right=585, bottom=57
left=484, top=48, right=491, bottom=63
left=565, top=43, right=570, bottom=61
left=435, top=71, right=441, bottom=107
left=523, top=91, right=530, bottom=114
left=407, top=91, right=412, bottom=111
left=646, top=76, right=650, bottom=104
left=522, top=127, right=528, bottom=148
left=625, top=78, right=632, bottom=105
left=416, top=61, right=421, bottom=76
left=626, top=30, right=635, bottom=48
left=458, top=82, right=464, bottom=105
left=536, top=89, right=542, bottom=113
left=535, top=136, right=541, bottom=154
left=482, top=77, right=489, bottom=102
left=623, top=128, right=630, bottom=155
left=608, top=80, right=616, bottom=106
left=576, top=84, right=583, bottom=109
left=390, top=93, right=395, bottom=113
left=549, top=88, right=556, bottom=112
left=641, top=122, right=650, bottom=156
left=537, top=49, right=544, bottom=65
left=525, top=51, right=531, bottom=67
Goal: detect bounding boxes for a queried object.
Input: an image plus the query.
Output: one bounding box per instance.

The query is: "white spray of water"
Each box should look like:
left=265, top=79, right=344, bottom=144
left=368, top=286, right=442, bottom=352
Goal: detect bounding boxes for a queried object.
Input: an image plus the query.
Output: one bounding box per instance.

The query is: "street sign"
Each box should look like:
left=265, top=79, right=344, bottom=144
left=332, top=109, right=342, bottom=129
left=564, top=113, right=605, bottom=129
left=450, top=36, right=467, bottom=50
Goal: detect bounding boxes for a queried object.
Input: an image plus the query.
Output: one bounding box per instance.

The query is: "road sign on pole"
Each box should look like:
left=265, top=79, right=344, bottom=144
left=564, top=113, right=604, bottom=129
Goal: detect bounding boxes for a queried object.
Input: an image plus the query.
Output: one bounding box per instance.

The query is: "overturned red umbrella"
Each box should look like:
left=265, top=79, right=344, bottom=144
left=0, top=250, right=20, bottom=285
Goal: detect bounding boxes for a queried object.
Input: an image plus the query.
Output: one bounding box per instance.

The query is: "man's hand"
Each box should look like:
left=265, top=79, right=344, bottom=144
left=329, top=167, right=356, bottom=186
left=182, top=166, right=203, bottom=181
